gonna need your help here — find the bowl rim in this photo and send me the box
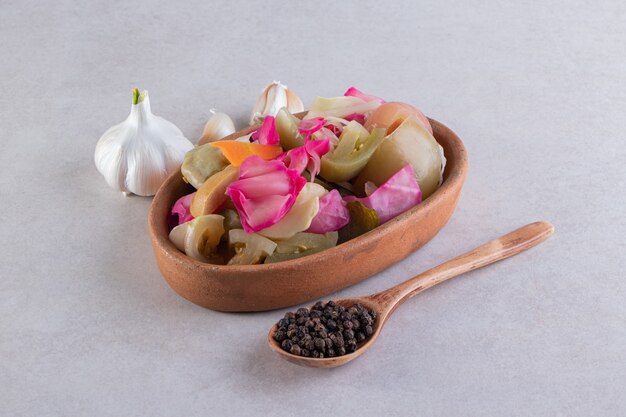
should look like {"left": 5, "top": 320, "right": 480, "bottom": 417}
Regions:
{"left": 149, "top": 117, "right": 468, "bottom": 272}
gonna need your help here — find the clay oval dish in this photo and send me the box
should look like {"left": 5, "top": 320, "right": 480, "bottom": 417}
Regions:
{"left": 149, "top": 117, "right": 468, "bottom": 312}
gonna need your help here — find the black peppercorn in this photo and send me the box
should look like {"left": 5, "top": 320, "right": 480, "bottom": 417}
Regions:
{"left": 346, "top": 340, "right": 357, "bottom": 353}
{"left": 275, "top": 300, "right": 376, "bottom": 358}
{"left": 281, "top": 339, "right": 293, "bottom": 351}
{"left": 290, "top": 345, "right": 301, "bottom": 355}
{"left": 274, "top": 330, "right": 287, "bottom": 342}
{"left": 324, "top": 338, "right": 333, "bottom": 349}
{"left": 314, "top": 338, "right": 325, "bottom": 351}
{"left": 305, "top": 340, "right": 315, "bottom": 351}
{"left": 331, "top": 335, "right": 344, "bottom": 347}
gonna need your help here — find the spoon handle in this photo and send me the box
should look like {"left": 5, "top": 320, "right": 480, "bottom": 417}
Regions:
{"left": 370, "top": 221, "right": 555, "bottom": 314}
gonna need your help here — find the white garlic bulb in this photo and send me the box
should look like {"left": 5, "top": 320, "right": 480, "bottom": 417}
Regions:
{"left": 95, "top": 88, "right": 193, "bottom": 196}
{"left": 198, "top": 109, "right": 236, "bottom": 145}
{"left": 250, "top": 81, "right": 304, "bottom": 125}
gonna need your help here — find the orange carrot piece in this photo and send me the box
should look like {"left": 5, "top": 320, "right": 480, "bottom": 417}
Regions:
{"left": 210, "top": 141, "right": 283, "bottom": 166}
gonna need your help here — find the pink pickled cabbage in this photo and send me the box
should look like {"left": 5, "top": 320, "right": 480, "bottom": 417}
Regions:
{"left": 298, "top": 117, "right": 325, "bottom": 136}
{"left": 226, "top": 155, "right": 306, "bottom": 233}
{"left": 344, "top": 87, "right": 385, "bottom": 104}
{"left": 279, "top": 138, "right": 331, "bottom": 182}
{"left": 251, "top": 115, "right": 279, "bottom": 145}
{"left": 344, "top": 113, "right": 366, "bottom": 124}
{"left": 169, "top": 192, "right": 195, "bottom": 229}
{"left": 344, "top": 164, "right": 421, "bottom": 224}
{"left": 307, "top": 190, "right": 350, "bottom": 233}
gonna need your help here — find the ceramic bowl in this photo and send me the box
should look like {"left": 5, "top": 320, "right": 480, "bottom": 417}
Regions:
{"left": 149, "top": 118, "right": 468, "bottom": 312}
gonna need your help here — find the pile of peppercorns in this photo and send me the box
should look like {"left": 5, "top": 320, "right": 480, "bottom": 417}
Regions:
{"left": 273, "top": 300, "right": 376, "bottom": 358}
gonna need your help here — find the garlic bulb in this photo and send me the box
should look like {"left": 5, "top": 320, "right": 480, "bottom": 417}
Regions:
{"left": 94, "top": 88, "right": 193, "bottom": 196}
{"left": 198, "top": 109, "right": 236, "bottom": 145}
{"left": 250, "top": 81, "right": 304, "bottom": 125}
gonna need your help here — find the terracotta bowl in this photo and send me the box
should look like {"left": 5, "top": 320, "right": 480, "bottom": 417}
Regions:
{"left": 149, "top": 118, "right": 468, "bottom": 312}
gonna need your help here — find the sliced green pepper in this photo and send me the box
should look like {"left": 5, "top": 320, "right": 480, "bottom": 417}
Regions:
{"left": 181, "top": 143, "right": 229, "bottom": 189}
{"left": 338, "top": 202, "right": 379, "bottom": 243}
{"left": 319, "top": 123, "right": 386, "bottom": 183}
{"left": 275, "top": 108, "right": 305, "bottom": 150}
{"left": 228, "top": 229, "right": 277, "bottom": 265}
{"left": 264, "top": 232, "right": 338, "bottom": 263}
{"left": 355, "top": 115, "right": 442, "bottom": 199}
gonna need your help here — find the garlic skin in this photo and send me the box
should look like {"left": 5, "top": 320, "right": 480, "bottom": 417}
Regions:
{"left": 250, "top": 81, "right": 304, "bottom": 125}
{"left": 94, "top": 89, "right": 193, "bottom": 196}
{"left": 198, "top": 109, "right": 236, "bottom": 145}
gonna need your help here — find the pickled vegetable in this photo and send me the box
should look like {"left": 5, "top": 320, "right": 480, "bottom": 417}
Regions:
{"left": 210, "top": 141, "right": 283, "bottom": 166}
{"left": 304, "top": 96, "right": 380, "bottom": 120}
{"left": 275, "top": 108, "right": 305, "bottom": 150}
{"left": 258, "top": 183, "right": 327, "bottom": 240}
{"left": 275, "top": 231, "right": 338, "bottom": 253}
{"left": 264, "top": 232, "right": 338, "bottom": 264}
{"left": 228, "top": 229, "right": 277, "bottom": 265}
{"left": 355, "top": 115, "right": 442, "bottom": 199}
{"left": 169, "top": 214, "right": 225, "bottom": 263}
{"left": 364, "top": 101, "right": 432, "bottom": 135}
{"left": 338, "top": 201, "right": 379, "bottom": 243}
{"left": 319, "top": 123, "right": 386, "bottom": 183}
{"left": 181, "top": 143, "right": 229, "bottom": 189}
{"left": 219, "top": 209, "right": 242, "bottom": 240}
{"left": 190, "top": 165, "right": 239, "bottom": 217}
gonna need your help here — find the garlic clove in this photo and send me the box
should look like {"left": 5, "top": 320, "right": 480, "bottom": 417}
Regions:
{"left": 94, "top": 88, "right": 193, "bottom": 197}
{"left": 198, "top": 109, "right": 236, "bottom": 145}
{"left": 249, "top": 81, "right": 304, "bottom": 125}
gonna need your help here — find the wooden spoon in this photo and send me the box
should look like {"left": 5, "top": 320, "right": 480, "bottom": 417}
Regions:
{"left": 267, "top": 221, "right": 554, "bottom": 368}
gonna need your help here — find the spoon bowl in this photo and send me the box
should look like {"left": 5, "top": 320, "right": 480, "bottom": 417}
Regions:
{"left": 268, "top": 221, "right": 555, "bottom": 368}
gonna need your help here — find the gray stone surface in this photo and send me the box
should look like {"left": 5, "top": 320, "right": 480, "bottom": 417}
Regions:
{"left": 1, "top": 1, "right": 625, "bottom": 415}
